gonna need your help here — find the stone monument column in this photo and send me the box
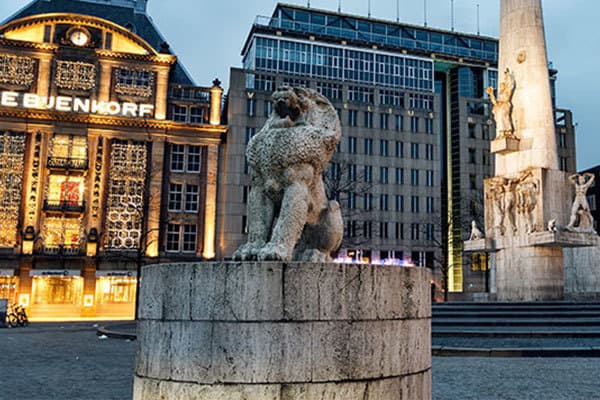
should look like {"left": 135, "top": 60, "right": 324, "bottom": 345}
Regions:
{"left": 465, "top": 0, "right": 599, "bottom": 301}
{"left": 494, "top": 0, "right": 558, "bottom": 175}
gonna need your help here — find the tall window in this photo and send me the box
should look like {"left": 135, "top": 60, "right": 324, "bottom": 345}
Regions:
{"left": 348, "top": 109, "right": 358, "bottom": 126}
{"left": 396, "top": 195, "right": 404, "bottom": 212}
{"left": 364, "top": 138, "right": 373, "bottom": 155}
{"left": 183, "top": 225, "right": 198, "bottom": 252}
{"left": 396, "top": 141, "right": 404, "bottom": 158}
{"left": 264, "top": 100, "right": 273, "bottom": 117}
{"left": 168, "top": 183, "right": 183, "bottom": 211}
{"left": 170, "top": 145, "right": 185, "bottom": 171}
{"left": 425, "top": 144, "right": 434, "bottom": 160}
{"left": 348, "top": 136, "right": 357, "bottom": 154}
{"left": 410, "top": 116, "right": 419, "bottom": 133}
{"left": 411, "top": 169, "right": 419, "bottom": 186}
{"left": 380, "top": 167, "right": 389, "bottom": 184}
{"left": 380, "top": 113, "right": 389, "bottom": 129}
{"left": 380, "top": 140, "right": 389, "bottom": 156}
{"left": 426, "top": 170, "right": 434, "bottom": 187}
{"left": 425, "top": 118, "right": 434, "bottom": 134}
{"left": 172, "top": 105, "right": 187, "bottom": 122}
{"left": 395, "top": 115, "right": 404, "bottom": 131}
{"left": 185, "top": 185, "right": 199, "bottom": 212}
{"left": 410, "top": 143, "right": 419, "bottom": 159}
{"left": 364, "top": 165, "right": 373, "bottom": 183}
{"left": 364, "top": 111, "right": 373, "bottom": 128}
{"left": 166, "top": 224, "right": 180, "bottom": 252}
{"left": 411, "top": 195, "right": 420, "bottom": 213}
{"left": 396, "top": 168, "right": 404, "bottom": 185}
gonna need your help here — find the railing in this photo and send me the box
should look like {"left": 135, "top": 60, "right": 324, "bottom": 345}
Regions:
{"left": 36, "top": 244, "right": 84, "bottom": 257}
{"left": 168, "top": 86, "right": 211, "bottom": 103}
{"left": 254, "top": 16, "right": 498, "bottom": 63}
{"left": 47, "top": 157, "right": 88, "bottom": 170}
{"left": 43, "top": 199, "right": 86, "bottom": 213}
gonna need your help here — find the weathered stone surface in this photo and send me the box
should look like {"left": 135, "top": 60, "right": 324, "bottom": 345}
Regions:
{"left": 233, "top": 87, "right": 343, "bottom": 263}
{"left": 135, "top": 262, "right": 432, "bottom": 399}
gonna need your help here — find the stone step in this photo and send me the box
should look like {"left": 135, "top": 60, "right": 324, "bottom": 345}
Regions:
{"left": 433, "top": 318, "right": 600, "bottom": 327}
{"left": 433, "top": 311, "right": 600, "bottom": 318}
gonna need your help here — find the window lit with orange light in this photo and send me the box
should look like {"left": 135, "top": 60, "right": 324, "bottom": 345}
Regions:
{"left": 32, "top": 276, "right": 83, "bottom": 305}
{"left": 95, "top": 277, "right": 136, "bottom": 304}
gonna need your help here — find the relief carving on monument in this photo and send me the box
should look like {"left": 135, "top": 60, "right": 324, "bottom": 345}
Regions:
{"left": 486, "top": 68, "right": 516, "bottom": 139}
{"left": 233, "top": 86, "right": 343, "bottom": 262}
{"left": 566, "top": 173, "right": 596, "bottom": 233}
{"left": 515, "top": 170, "right": 540, "bottom": 233}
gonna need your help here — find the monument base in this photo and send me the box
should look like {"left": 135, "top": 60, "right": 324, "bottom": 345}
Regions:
{"left": 134, "top": 262, "right": 432, "bottom": 400}
{"left": 496, "top": 246, "right": 564, "bottom": 301}
{"left": 490, "top": 136, "right": 520, "bottom": 154}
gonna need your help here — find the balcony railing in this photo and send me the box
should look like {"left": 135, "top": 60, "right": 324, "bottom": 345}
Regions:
{"left": 35, "top": 244, "right": 84, "bottom": 257}
{"left": 47, "top": 157, "right": 88, "bottom": 170}
{"left": 43, "top": 199, "right": 86, "bottom": 213}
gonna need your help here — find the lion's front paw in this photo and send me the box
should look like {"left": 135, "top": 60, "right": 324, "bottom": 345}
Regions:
{"left": 258, "top": 243, "right": 290, "bottom": 261}
{"left": 232, "top": 242, "right": 264, "bottom": 261}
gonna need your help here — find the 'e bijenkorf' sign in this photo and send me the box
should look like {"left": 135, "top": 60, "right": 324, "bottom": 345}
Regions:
{"left": 0, "top": 91, "right": 154, "bottom": 118}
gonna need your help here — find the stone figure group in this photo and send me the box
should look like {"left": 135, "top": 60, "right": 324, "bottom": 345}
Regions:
{"left": 487, "top": 68, "right": 515, "bottom": 139}
{"left": 566, "top": 172, "right": 596, "bottom": 233}
{"left": 233, "top": 86, "right": 343, "bottom": 262}
{"left": 488, "top": 170, "right": 540, "bottom": 236}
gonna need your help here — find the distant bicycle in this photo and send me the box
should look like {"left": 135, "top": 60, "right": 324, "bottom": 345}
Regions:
{"left": 6, "top": 304, "right": 28, "bottom": 328}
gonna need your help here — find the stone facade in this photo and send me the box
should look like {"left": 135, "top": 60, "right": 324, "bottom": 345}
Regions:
{"left": 135, "top": 262, "right": 432, "bottom": 399}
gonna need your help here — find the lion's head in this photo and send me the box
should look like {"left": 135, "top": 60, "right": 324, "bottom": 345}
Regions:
{"left": 270, "top": 86, "right": 311, "bottom": 128}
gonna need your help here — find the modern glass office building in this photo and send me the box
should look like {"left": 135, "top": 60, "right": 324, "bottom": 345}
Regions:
{"left": 220, "top": 3, "right": 575, "bottom": 298}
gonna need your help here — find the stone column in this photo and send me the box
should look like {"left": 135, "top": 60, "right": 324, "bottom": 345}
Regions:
{"left": 202, "top": 144, "right": 218, "bottom": 259}
{"left": 36, "top": 54, "right": 53, "bottom": 99}
{"left": 97, "top": 61, "right": 113, "bottom": 103}
{"left": 496, "top": 0, "right": 558, "bottom": 175}
{"left": 134, "top": 262, "right": 432, "bottom": 400}
{"left": 209, "top": 79, "right": 223, "bottom": 125}
{"left": 145, "top": 139, "right": 165, "bottom": 258}
{"left": 153, "top": 67, "right": 170, "bottom": 120}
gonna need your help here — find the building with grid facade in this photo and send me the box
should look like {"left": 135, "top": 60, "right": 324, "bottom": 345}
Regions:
{"left": 218, "top": 3, "right": 576, "bottom": 298}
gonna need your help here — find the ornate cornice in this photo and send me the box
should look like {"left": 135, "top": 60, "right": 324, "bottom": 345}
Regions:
{"left": 0, "top": 106, "right": 226, "bottom": 135}
{"left": 95, "top": 49, "right": 176, "bottom": 65}
{"left": 0, "top": 38, "right": 58, "bottom": 52}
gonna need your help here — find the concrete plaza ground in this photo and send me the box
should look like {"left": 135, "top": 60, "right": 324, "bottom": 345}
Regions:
{"left": 1, "top": 323, "right": 600, "bottom": 399}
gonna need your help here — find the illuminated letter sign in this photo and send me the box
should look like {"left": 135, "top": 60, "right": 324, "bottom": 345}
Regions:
{"left": 0, "top": 91, "right": 154, "bottom": 118}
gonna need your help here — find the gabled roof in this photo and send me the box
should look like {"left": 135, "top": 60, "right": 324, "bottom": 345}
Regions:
{"left": 5, "top": 0, "right": 193, "bottom": 85}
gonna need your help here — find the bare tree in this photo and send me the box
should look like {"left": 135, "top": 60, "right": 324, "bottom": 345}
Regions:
{"left": 323, "top": 158, "right": 374, "bottom": 250}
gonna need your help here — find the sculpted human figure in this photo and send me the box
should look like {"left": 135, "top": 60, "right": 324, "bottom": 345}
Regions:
{"left": 567, "top": 172, "right": 595, "bottom": 231}
{"left": 487, "top": 178, "right": 506, "bottom": 235}
{"left": 486, "top": 68, "right": 515, "bottom": 138}
{"left": 503, "top": 177, "right": 519, "bottom": 234}
{"left": 516, "top": 170, "right": 540, "bottom": 233}
{"left": 233, "top": 86, "right": 343, "bottom": 262}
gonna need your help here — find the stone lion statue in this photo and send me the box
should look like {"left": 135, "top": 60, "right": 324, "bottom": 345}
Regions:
{"left": 233, "top": 86, "right": 343, "bottom": 262}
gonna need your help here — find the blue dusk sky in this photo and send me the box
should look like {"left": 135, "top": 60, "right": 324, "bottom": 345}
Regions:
{"left": 0, "top": 0, "right": 598, "bottom": 169}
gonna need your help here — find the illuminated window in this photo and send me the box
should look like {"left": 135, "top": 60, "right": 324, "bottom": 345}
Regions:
{"left": 471, "top": 253, "right": 490, "bottom": 271}
{"left": 48, "top": 134, "right": 88, "bottom": 169}
{"left": 32, "top": 276, "right": 83, "bottom": 305}
{"left": 46, "top": 175, "right": 84, "bottom": 208}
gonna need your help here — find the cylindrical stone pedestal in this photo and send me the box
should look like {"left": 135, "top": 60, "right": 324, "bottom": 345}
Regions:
{"left": 134, "top": 262, "right": 431, "bottom": 400}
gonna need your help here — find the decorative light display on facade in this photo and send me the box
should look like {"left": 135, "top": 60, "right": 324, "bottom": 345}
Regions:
{"left": 55, "top": 60, "right": 97, "bottom": 91}
{"left": 114, "top": 68, "right": 155, "bottom": 98}
{"left": 0, "top": 131, "right": 25, "bottom": 247}
{"left": 0, "top": 54, "right": 35, "bottom": 87}
{"left": 104, "top": 140, "right": 148, "bottom": 250}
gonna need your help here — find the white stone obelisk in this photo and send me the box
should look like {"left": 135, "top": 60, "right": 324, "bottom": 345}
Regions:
{"left": 495, "top": 0, "right": 558, "bottom": 176}
{"left": 465, "top": 0, "right": 600, "bottom": 301}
